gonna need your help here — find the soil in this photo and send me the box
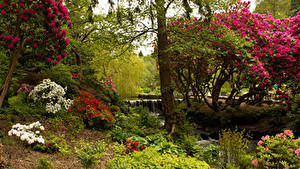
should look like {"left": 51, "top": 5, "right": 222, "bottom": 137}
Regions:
{"left": 0, "top": 116, "right": 116, "bottom": 169}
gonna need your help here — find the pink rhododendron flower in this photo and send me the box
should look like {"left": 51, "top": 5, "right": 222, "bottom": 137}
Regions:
{"left": 252, "top": 160, "right": 258, "bottom": 165}
{"left": 262, "top": 135, "right": 270, "bottom": 141}
{"left": 1, "top": 9, "right": 5, "bottom": 15}
{"left": 4, "top": 35, "right": 13, "bottom": 41}
{"left": 47, "top": 57, "right": 51, "bottom": 63}
{"left": 7, "top": 44, "right": 14, "bottom": 50}
{"left": 295, "top": 149, "right": 300, "bottom": 155}
{"left": 12, "top": 37, "right": 19, "bottom": 44}
{"left": 257, "top": 140, "right": 263, "bottom": 146}
{"left": 33, "top": 43, "right": 38, "bottom": 48}
{"left": 284, "top": 130, "right": 293, "bottom": 137}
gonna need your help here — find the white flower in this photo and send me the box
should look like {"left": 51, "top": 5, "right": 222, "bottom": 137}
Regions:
{"left": 29, "top": 79, "right": 73, "bottom": 114}
{"left": 7, "top": 121, "right": 45, "bottom": 145}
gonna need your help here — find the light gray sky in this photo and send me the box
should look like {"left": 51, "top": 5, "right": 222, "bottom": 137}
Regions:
{"left": 95, "top": 0, "right": 256, "bottom": 55}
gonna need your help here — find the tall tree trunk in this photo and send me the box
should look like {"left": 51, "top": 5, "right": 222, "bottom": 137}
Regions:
{"left": 0, "top": 49, "right": 22, "bottom": 108}
{"left": 156, "top": 0, "right": 176, "bottom": 134}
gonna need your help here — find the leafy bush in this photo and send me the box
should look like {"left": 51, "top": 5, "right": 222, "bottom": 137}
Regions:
{"left": 178, "top": 134, "right": 202, "bottom": 156}
{"left": 68, "top": 90, "right": 115, "bottom": 127}
{"left": 145, "top": 132, "right": 183, "bottom": 155}
{"left": 107, "top": 147, "right": 210, "bottom": 169}
{"left": 65, "top": 115, "right": 85, "bottom": 136}
{"left": 8, "top": 92, "right": 42, "bottom": 116}
{"left": 198, "top": 144, "right": 220, "bottom": 165}
{"left": 75, "top": 140, "right": 106, "bottom": 169}
{"left": 219, "top": 128, "right": 251, "bottom": 167}
{"left": 108, "top": 126, "right": 135, "bottom": 143}
{"left": 33, "top": 135, "right": 71, "bottom": 157}
{"left": 36, "top": 157, "right": 53, "bottom": 169}
{"left": 253, "top": 130, "right": 300, "bottom": 169}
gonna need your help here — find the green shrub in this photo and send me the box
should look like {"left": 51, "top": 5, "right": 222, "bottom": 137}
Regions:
{"left": 219, "top": 128, "right": 251, "bottom": 167}
{"left": 178, "top": 134, "right": 202, "bottom": 156}
{"left": 107, "top": 147, "right": 210, "bottom": 169}
{"left": 198, "top": 144, "right": 220, "bottom": 165}
{"left": 75, "top": 140, "right": 106, "bottom": 169}
{"left": 33, "top": 135, "right": 71, "bottom": 157}
{"left": 8, "top": 92, "right": 43, "bottom": 116}
{"left": 109, "top": 126, "right": 136, "bottom": 143}
{"left": 253, "top": 130, "right": 300, "bottom": 169}
{"left": 65, "top": 115, "right": 85, "bottom": 136}
{"left": 36, "top": 158, "right": 53, "bottom": 169}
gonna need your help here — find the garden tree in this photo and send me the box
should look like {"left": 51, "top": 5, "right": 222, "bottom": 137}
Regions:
{"left": 290, "top": 0, "right": 300, "bottom": 17}
{"left": 168, "top": 1, "right": 299, "bottom": 112}
{"left": 254, "top": 0, "right": 291, "bottom": 18}
{"left": 106, "top": 0, "right": 240, "bottom": 134}
{"left": 91, "top": 48, "right": 144, "bottom": 98}
{"left": 0, "top": 0, "right": 71, "bottom": 108}
{"left": 64, "top": 0, "right": 140, "bottom": 81}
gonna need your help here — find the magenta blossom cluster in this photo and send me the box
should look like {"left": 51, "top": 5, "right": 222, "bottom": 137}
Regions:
{"left": 168, "top": 1, "right": 299, "bottom": 110}
{"left": 100, "top": 75, "right": 117, "bottom": 92}
{"left": 0, "top": 0, "right": 71, "bottom": 65}
{"left": 215, "top": 1, "right": 299, "bottom": 109}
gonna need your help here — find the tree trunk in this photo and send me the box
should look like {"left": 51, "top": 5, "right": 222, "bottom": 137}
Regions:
{"left": 0, "top": 50, "right": 21, "bottom": 108}
{"left": 156, "top": 0, "right": 176, "bottom": 134}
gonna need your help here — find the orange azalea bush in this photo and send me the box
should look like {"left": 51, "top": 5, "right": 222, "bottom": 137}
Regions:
{"left": 68, "top": 90, "right": 115, "bottom": 126}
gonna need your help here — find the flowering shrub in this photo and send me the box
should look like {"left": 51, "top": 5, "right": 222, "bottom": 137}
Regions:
{"left": 167, "top": 1, "right": 299, "bottom": 111}
{"left": 8, "top": 121, "right": 45, "bottom": 145}
{"left": 29, "top": 79, "right": 73, "bottom": 114}
{"left": 0, "top": 0, "right": 71, "bottom": 63}
{"left": 253, "top": 130, "right": 300, "bottom": 169}
{"left": 100, "top": 75, "right": 117, "bottom": 92}
{"left": 123, "top": 140, "right": 146, "bottom": 154}
{"left": 68, "top": 90, "right": 115, "bottom": 126}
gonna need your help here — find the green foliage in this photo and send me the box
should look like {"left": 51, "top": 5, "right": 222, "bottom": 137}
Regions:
{"left": 42, "top": 63, "right": 80, "bottom": 98}
{"left": 132, "top": 106, "right": 161, "bottom": 128}
{"left": 65, "top": 115, "right": 85, "bottom": 136}
{"left": 107, "top": 147, "right": 210, "bottom": 169}
{"left": 36, "top": 158, "right": 53, "bottom": 169}
{"left": 109, "top": 126, "right": 135, "bottom": 143}
{"left": 8, "top": 92, "right": 43, "bottom": 116}
{"left": 219, "top": 128, "right": 251, "bottom": 167}
{"left": 254, "top": 130, "right": 300, "bottom": 169}
{"left": 33, "top": 135, "right": 71, "bottom": 157}
{"left": 152, "top": 140, "right": 182, "bottom": 155}
{"left": 75, "top": 140, "right": 107, "bottom": 169}
{"left": 198, "top": 144, "right": 220, "bottom": 165}
{"left": 140, "top": 55, "right": 160, "bottom": 92}
{"left": 110, "top": 106, "right": 162, "bottom": 141}
{"left": 254, "top": 0, "right": 291, "bottom": 18}
{"left": 178, "top": 134, "right": 202, "bottom": 156}
{"left": 91, "top": 50, "right": 144, "bottom": 99}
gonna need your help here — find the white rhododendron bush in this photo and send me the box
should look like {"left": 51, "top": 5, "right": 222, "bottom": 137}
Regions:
{"left": 29, "top": 79, "right": 73, "bottom": 114}
{"left": 8, "top": 121, "right": 45, "bottom": 145}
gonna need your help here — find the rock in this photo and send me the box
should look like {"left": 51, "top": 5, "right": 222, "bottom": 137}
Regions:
{"left": 197, "top": 138, "right": 218, "bottom": 147}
